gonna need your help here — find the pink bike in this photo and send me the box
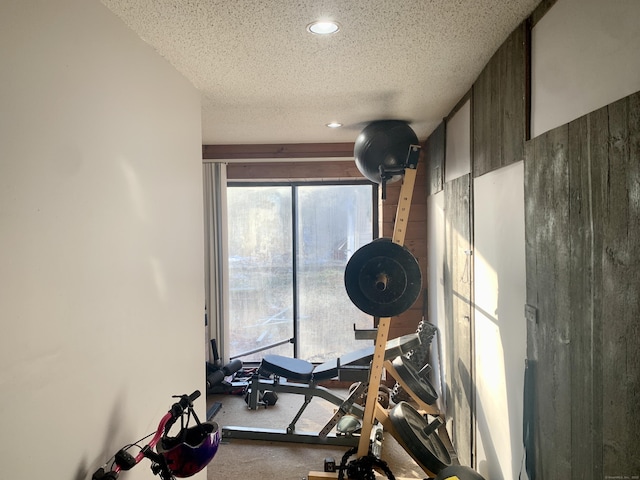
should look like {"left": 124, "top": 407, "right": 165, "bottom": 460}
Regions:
{"left": 92, "top": 390, "right": 219, "bottom": 480}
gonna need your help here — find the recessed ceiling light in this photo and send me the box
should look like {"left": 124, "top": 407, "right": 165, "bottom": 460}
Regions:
{"left": 307, "top": 20, "right": 340, "bottom": 35}
{"left": 326, "top": 122, "right": 343, "bottom": 128}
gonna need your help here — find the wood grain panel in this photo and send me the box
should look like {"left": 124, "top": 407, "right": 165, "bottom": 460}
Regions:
{"left": 525, "top": 123, "right": 572, "bottom": 479}
{"left": 530, "top": 0, "right": 558, "bottom": 27}
{"left": 585, "top": 103, "right": 607, "bottom": 480}
{"left": 525, "top": 90, "right": 640, "bottom": 479}
{"left": 567, "top": 113, "right": 598, "bottom": 480}
{"left": 203, "top": 142, "right": 354, "bottom": 160}
{"left": 473, "top": 23, "right": 527, "bottom": 177}
{"left": 502, "top": 24, "right": 527, "bottom": 167}
{"left": 443, "top": 174, "right": 473, "bottom": 466}
{"left": 601, "top": 94, "right": 640, "bottom": 477}
{"left": 226, "top": 160, "right": 364, "bottom": 181}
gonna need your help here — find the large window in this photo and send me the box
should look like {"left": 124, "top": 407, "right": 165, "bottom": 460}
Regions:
{"left": 227, "top": 182, "right": 376, "bottom": 362}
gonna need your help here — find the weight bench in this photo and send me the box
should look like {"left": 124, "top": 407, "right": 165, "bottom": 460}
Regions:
{"left": 222, "top": 332, "right": 420, "bottom": 446}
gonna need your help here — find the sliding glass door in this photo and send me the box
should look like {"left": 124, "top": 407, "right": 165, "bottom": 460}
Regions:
{"left": 227, "top": 182, "right": 375, "bottom": 362}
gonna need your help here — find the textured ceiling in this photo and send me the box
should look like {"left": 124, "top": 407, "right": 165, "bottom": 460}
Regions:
{"left": 101, "top": 0, "right": 540, "bottom": 145}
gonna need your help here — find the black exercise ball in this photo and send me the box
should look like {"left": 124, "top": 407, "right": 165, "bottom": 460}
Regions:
{"left": 436, "top": 465, "right": 486, "bottom": 480}
{"left": 353, "top": 120, "right": 419, "bottom": 184}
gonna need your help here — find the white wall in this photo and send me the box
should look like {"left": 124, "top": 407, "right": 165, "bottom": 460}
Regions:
{"left": 427, "top": 191, "right": 447, "bottom": 414}
{"left": 473, "top": 162, "right": 526, "bottom": 480}
{"left": 531, "top": 0, "right": 640, "bottom": 137}
{"left": 0, "top": 1, "right": 205, "bottom": 479}
{"left": 444, "top": 99, "right": 471, "bottom": 183}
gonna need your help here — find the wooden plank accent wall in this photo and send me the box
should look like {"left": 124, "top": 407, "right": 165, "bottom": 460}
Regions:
{"left": 473, "top": 22, "right": 527, "bottom": 177}
{"left": 524, "top": 123, "right": 573, "bottom": 479}
{"left": 443, "top": 173, "right": 473, "bottom": 466}
{"left": 524, "top": 91, "right": 640, "bottom": 479}
{"left": 530, "top": 0, "right": 558, "bottom": 27}
{"left": 423, "top": 102, "right": 473, "bottom": 464}
{"left": 603, "top": 94, "right": 640, "bottom": 475}
{"left": 226, "top": 160, "right": 364, "bottom": 181}
{"left": 203, "top": 142, "right": 354, "bottom": 160}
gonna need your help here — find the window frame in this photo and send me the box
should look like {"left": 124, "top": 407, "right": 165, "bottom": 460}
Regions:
{"left": 226, "top": 179, "right": 378, "bottom": 361}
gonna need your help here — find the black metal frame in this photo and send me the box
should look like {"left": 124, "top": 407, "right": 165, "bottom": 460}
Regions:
{"left": 222, "top": 373, "right": 367, "bottom": 447}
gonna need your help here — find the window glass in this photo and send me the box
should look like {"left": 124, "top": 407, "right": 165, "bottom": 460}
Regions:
{"left": 227, "top": 186, "right": 294, "bottom": 361}
{"left": 296, "top": 185, "right": 373, "bottom": 361}
{"left": 227, "top": 183, "right": 374, "bottom": 363}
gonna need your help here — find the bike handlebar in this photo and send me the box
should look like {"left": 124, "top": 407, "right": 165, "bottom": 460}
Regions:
{"left": 169, "top": 390, "right": 200, "bottom": 418}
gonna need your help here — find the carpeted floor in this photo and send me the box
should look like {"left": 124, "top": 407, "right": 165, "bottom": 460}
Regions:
{"left": 205, "top": 388, "right": 430, "bottom": 480}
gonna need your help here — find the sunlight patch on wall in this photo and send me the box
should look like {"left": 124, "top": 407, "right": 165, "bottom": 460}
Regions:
{"left": 427, "top": 191, "right": 447, "bottom": 411}
{"left": 148, "top": 256, "right": 168, "bottom": 302}
{"left": 120, "top": 157, "right": 149, "bottom": 222}
{"left": 474, "top": 272, "right": 512, "bottom": 477}
{"left": 473, "top": 162, "right": 527, "bottom": 480}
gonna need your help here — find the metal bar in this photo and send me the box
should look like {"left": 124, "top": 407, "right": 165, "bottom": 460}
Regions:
{"left": 249, "top": 378, "right": 365, "bottom": 416}
{"left": 222, "top": 426, "right": 359, "bottom": 447}
{"left": 287, "top": 396, "right": 312, "bottom": 432}
{"left": 229, "top": 337, "right": 293, "bottom": 360}
{"left": 353, "top": 324, "right": 378, "bottom": 340}
{"left": 292, "top": 186, "right": 299, "bottom": 358}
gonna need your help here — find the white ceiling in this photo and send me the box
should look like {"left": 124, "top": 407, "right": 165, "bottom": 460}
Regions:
{"left": 101, "top": 0, "right": 540, "bottom": 145}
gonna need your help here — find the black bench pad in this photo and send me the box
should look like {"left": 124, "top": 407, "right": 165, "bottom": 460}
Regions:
{"left": 258, "top": 332, "right": 421, "bottom": 382}
{"left": 260, "top": 355, "right": 314, "bottom": 381}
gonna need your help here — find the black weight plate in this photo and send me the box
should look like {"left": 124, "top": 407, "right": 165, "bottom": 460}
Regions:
{"left": 392, "top": 355, "right": 438, "bottom": 405}
{"left": 436, "top": 465, "right": 486, "bottom": 480}
{"left": 389, "top": 402, "right": 451, "bottom": 474}
{"left": 344, "top": 238, "right": 421, "bottom": 317}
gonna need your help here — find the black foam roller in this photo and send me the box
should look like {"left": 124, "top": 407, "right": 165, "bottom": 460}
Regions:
{"left": 222, "top": 358, "right": 243, "bottom": 375}
{"left": 206, "top": 370, "right": 225, "bottom": 387}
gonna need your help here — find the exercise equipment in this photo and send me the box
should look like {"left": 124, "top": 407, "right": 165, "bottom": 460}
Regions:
{"left": 348, "top": 382, "right": 391, "bottom": 409}
{"left": 354, "top": 119, "right": 419, "bottom": 187}
{"left": 390, "top": 318, "right": 439, "bottom": 404}
{"left": 436, "top": 465, "right": 486, "bottom": 480}
{"left": 388, "top": 401, "right": 451, "bottom": 474}
{"left": 351, "top": 121, "right": 422, "bottom": 463}
{"left": 244, "top": 388, "right": 278, "bottom": 407}
{"left": 310, "top": 121, "right": 459, "bottom": 480}
{"left": 333, "top": 447, "right": 396, "bottom": 480}
{"left": 221, "top": 333, "right": 420, "bottom": 447}
{"left": 324, "top": 457, "right": 337, "bottom": 472}
{"left": 344, "top": 237, "right": 422, "bottom": 317}
{"left": 206, "top": 339, "right": 244, "bottom": 393}
{"left": 390, "top": 355, "right": 438, "bottom": 405}
{"left": 336, "top": 414, "right": 362, "bottom": 435}
{"left": 206, "top": 358, "right": 243, "bottom": 393}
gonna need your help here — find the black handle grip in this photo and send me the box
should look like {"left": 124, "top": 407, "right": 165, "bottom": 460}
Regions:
{"left": 169, "top": 390, "right": 201, "bottom": 420}
{"left": 179, "top": 390, "right": 200, "bottom": 409}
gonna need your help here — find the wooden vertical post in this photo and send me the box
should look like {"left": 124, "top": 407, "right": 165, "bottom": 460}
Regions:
{"left": 356, "top": 165, "right": 418, "bottom": 457}
{"left": 309, "top": 146, "right": 420, "bottom": 478}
